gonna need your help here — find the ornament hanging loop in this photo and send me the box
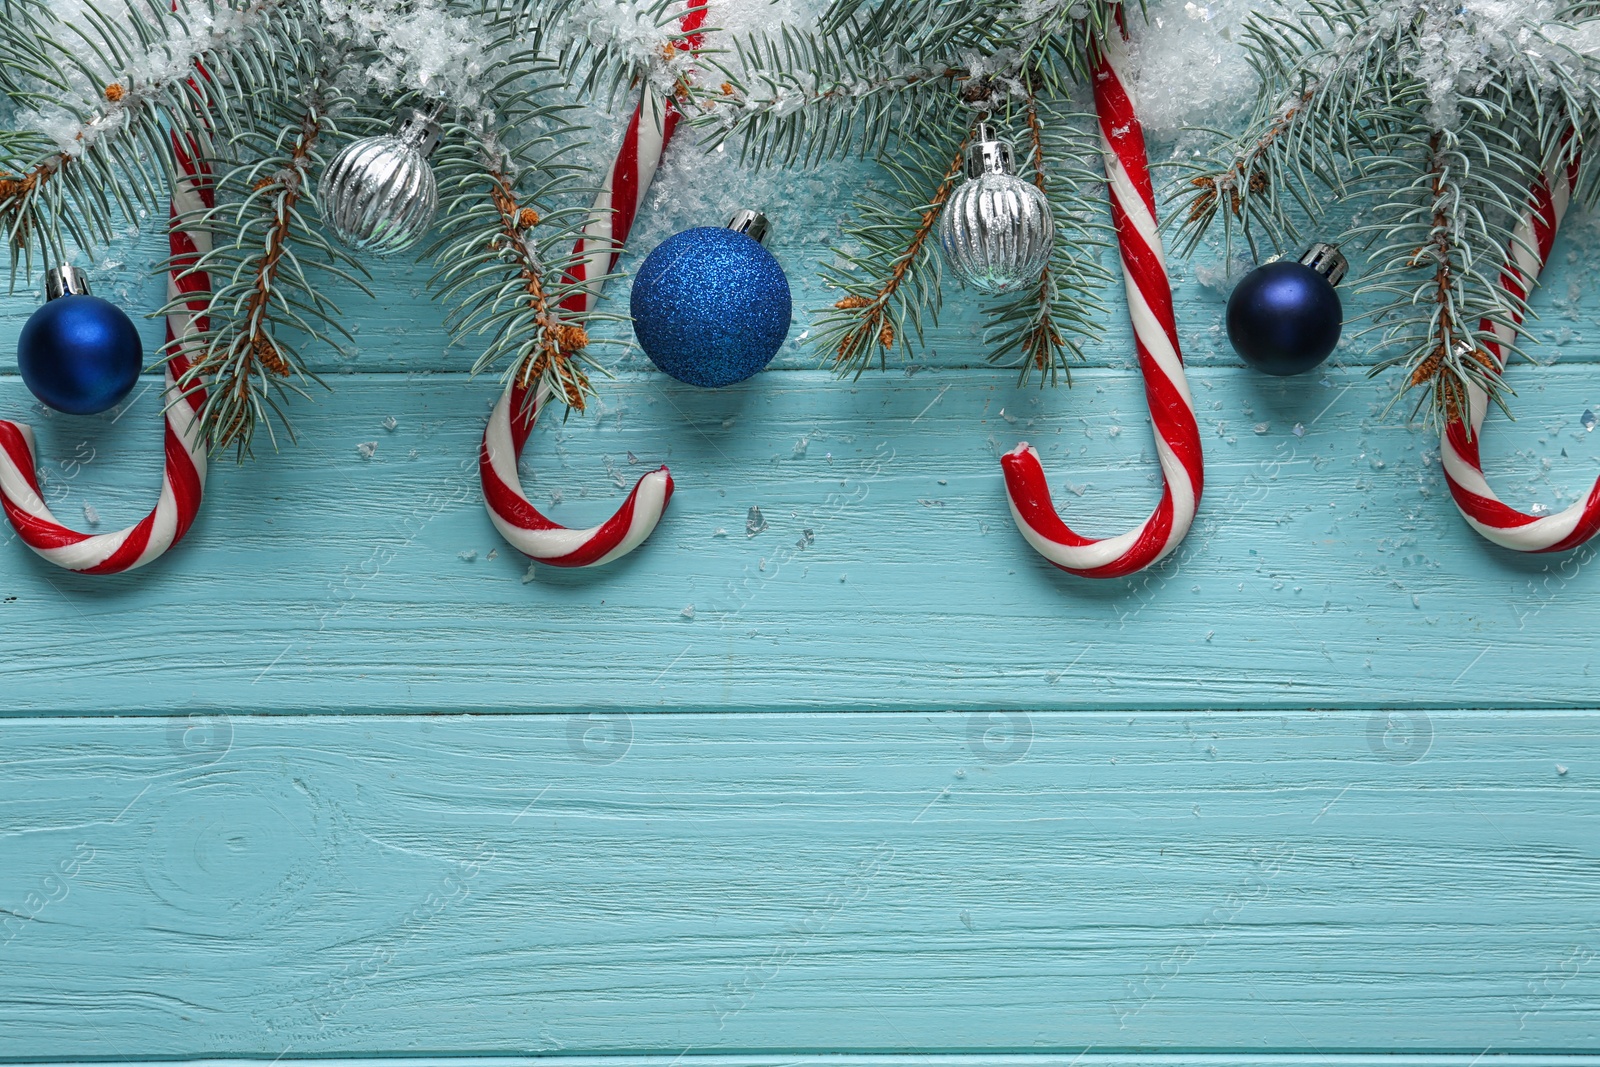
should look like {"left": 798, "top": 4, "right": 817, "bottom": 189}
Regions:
{"left": 1301, "top": 243, "right": 1348, "bottom": 285}
{"left": 727, "top": 208, "right": 769, "bottom": 243}
{"left": 963, "top": 123, "right": 1014, "bottom": 178}
{"left": 394, "top": 107, "right": 443, "bottom": 156}
{"left": 44, "top": 265, "right": 91, "bottom": 300}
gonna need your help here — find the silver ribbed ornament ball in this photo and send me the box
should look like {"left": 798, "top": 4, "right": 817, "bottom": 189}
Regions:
{"left": 320, "top": 108, "right": 441, "bottom": 256}
{"left": 938, "top": 124, "right": 1054, "bottom": 293}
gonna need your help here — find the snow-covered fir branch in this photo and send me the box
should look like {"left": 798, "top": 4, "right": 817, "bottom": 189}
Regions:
{"left": 0, "top": 0, "right": 668, "bottom": 455}
{"left": 1176, "top": 0, "right": 1600, "bottom": 429}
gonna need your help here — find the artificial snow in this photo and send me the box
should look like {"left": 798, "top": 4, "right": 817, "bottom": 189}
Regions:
{"left": 1124, "top": 0, "right": 1256, "bottom": 139}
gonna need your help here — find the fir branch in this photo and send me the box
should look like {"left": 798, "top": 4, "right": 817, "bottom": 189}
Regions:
{"left": 482, "top": 170, "right": 595, "bottom": 411}
{"left": 488, "top": 0, "right": 692, "bottom": 106}
{"left": 1008, "top": 0, "right": 1138, "bottom": 92}
{"left": 170, "top": 77, "right": 368, "bottom": 458}
{"left": 817, "top": 127, "right": 969, "bottom": 377}
{"left": 697, "top": 32, "right": 969, "bottom": 167}
{"left": 1178, "top": 0, "right": 1600, "bottom": 427}
{"left": 690, "top": 0, "right": 1117, "bottom": 166}
{"left": 0, "top": 0, "right": 299, "bottom": 270}
{"left": 427, "top": 67, "right": 610, "bottom": 414}
{"left": 1170, "top": 1, "right": 1402, "bottom": 258}
{"left": 1358, "top": 124, "right": 1531, "bottom": 429}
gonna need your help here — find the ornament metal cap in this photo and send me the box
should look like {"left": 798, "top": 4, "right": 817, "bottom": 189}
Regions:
{"left": 727, "top": 209, "right": 770, "bottom": 244}
{"left": 43, "top": 266, "right": 91, "bottom": 301}
{"left": 1300, "top": 243, "right": 1349, "bottom": 287}
{"left": 963, "top": 122, "right": 1016, "bottom": 179}
{"left": 394, "top": 107, "right": 443, "bottom": 159}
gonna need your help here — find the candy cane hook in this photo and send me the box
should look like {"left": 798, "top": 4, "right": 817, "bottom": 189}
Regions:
{"left": 1440, "top": 152, "right": 1600, "bottom": 552}
{"left": 478, "top": 4, "right": 706, "bottom": 568}
{"left": 0, "top": 135, "right": 211, "bottom": 573}
{"left": 481, "top": 380, "right": 673, "bottom": 566}
{"left": 1000, "top": 21, "right": 1204, "bottom": 578}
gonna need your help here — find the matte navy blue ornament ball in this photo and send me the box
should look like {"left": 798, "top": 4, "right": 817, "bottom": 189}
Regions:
{"left": 1226, "top": 244, "right": 1348, "bottom": 377}
{"left": 631, "top": 210, "right": 791, "bottom": 388}
{"left": 17, "top": 267, "right": 143, "bottom": 415}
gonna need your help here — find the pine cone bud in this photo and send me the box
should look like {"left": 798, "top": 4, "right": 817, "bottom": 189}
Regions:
{"left": 518, "top": 207, "right": 540, "bottom": 229}
{"left": 525, "top": 352, "right": 551, "bottom": 383}
{"left": 1440, "top": 378, "right": 1466, "bottom": 425}
{"left": 878, "top": 323, "right": 894, "bottom": 348}
{"left": 834, "top": 295, "right": 872, "bottom": 310}
{"left": 104, "top": 83, "right": 125, "bottom": 103}
{"left": 253, "top": 333, "right": 290, "bottom": 377}
{"left": 554, "top": 323, "right": 589, "bottom": 353}
{"left": 1409, "top": 347, "right": 1444, "bottom": 388}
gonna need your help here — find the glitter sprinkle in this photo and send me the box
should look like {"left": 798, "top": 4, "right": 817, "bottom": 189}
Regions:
{"left": 746, "top": 506, "right": 768, "bottom": 537}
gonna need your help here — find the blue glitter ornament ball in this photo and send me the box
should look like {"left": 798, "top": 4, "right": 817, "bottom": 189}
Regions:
{"left": 17, "top": 270, "right": 142, "bottom": 415}
{"left": 631, "top": 215, "right": 791, "bottom": 388}
{"left": 1226, "top": 245, "right": 1348, "bottom": 377}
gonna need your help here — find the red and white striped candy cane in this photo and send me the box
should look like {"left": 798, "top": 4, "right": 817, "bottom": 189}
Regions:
{"left": 1000, "top": 21, "right": 1203, "bottom": 579}
{"left": 478, "top": 5, "right": 706, "bottom": 568}
{"left": 1441, "top": 152, "right": 1600, "bottom": 552}
{"left": 0, "top": 134, "right": 211, "bottom": 574}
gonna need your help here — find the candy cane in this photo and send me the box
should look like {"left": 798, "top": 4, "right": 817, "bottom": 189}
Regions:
{"left": 478, "top": 5, "right": 706, "bottom": 568}
{"left": 1440, "top": 153, "right": 1600, "bottom": 552}
{"left": 999, "top": 21, "right": 1204, "bottom": 579}
{"left": 0, "top": 134, "right": 210, "bottom": 574}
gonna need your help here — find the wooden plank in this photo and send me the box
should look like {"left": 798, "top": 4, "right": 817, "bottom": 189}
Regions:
{"left": 1, "top": 711, "right": 1595, "bottom": 1059}
{"left": 12, "top": 1059, "right": 1600, "bottom": 1067}
{"left": 2, "top": 367, "right": 1600, "bottom": 714}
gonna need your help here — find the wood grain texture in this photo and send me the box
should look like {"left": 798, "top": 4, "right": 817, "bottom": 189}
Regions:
{"left": 16, "top": 1060, "right": 1600, "bottom": 1067}
{"left": 3, "top": 365, "right": 1600, "bottom": 713}
{"left": 1, "top": 712, "right": 1596, "bottom": 1060}
{"left": 2, "top": 108, "right": 1599, "bottom": 1063}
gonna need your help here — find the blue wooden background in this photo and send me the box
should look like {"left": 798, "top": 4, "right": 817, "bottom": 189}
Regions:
{"left": 3, "top": 60, "right": 1600, "bottom": 1064}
